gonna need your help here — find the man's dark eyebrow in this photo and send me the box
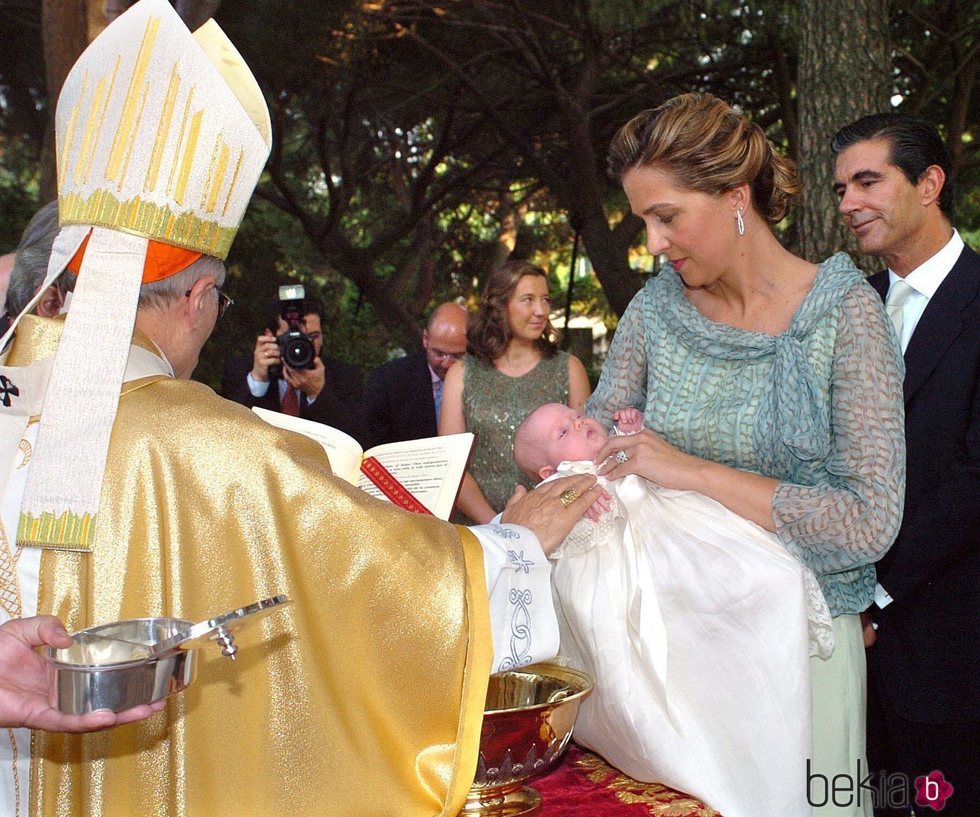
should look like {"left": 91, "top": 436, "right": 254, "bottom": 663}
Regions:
{"left": 832, "top": 169, "right": 884, "bottom": 194}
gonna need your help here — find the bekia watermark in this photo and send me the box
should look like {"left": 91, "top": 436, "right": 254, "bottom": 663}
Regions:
{"left": 807, "top": 760, "right": 954, "bottom": 811}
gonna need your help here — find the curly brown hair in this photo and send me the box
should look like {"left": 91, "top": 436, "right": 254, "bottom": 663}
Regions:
{"left": 468, "top": 260, "right": 559, "bottom": 366}
{"left": 607, "top": 93, "right": 801, "bottom": 226}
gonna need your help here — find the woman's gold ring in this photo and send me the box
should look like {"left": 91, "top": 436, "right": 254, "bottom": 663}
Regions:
{"left": 615, "top": 450, "right": 629, "bottom": 463}
{"left": 559, "top": 489, "right": 578, "bottom": 508}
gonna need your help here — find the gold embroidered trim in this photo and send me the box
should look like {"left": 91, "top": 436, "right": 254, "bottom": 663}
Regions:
{"left": 59, "top": 190, "right": 237, "bottom": 258}
{"left": 16, "top": 510, "right": 95, "bottom": 551}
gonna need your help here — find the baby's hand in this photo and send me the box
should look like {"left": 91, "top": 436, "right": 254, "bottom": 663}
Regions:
{"left": 613, "top": 407, "right": 644, "bottom": 434}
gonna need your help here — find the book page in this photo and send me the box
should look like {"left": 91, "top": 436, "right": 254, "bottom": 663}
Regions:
{"left": 251, "top": 407, "right": 363, "bottom": 484}
{"left": 357, "top": 433, "right": 473, "bottom": 519}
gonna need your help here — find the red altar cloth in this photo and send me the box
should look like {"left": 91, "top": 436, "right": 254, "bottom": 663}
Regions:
{"left": 536, "top": 745, "right": 722, "bottom": 816}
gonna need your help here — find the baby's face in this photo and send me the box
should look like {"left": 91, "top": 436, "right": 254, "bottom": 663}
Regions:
{"left": 530, "top": 403, "right": 608, "bottom": 465}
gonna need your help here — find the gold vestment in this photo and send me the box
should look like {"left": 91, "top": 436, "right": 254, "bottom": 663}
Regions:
{"left": 10, "top": 317, "right": 492, "bottom": 816}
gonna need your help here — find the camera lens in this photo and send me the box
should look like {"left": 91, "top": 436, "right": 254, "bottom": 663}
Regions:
{"left": 279, "top": 331, "right": 315, "bottom": 370}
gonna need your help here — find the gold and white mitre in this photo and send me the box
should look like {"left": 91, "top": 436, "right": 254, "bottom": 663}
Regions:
{"left": 0, "top": 0, "right": 271, "bottom": 551}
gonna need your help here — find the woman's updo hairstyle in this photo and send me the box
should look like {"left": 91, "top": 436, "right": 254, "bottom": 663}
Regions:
{"left": 468, "top": 260, "right": 559, "bottom": 365}
{"left": 608, "top": 93, "right": 801, "bottom": 225}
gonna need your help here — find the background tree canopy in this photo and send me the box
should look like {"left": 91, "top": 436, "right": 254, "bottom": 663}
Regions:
{"left": 1, "top": 0, "right": 976, "bottom": 387}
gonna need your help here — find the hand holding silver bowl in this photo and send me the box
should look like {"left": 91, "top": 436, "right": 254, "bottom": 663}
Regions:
{"left": 46, "top": 595, "right": 290, "bottom": 715}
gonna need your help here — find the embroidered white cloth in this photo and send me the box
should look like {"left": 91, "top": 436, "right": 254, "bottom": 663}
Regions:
{"left": 548, "top": 461, "right": 832, "bottom": 817}
{"left": 0, "top": 340, "right": 173, "bottom": 817}
{"left": 471, "top": 523, "right": 560, "bottom": 673}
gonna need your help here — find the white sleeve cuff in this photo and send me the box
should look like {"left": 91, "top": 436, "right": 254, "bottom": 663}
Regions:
{"left": 246, "top": 371, "right": 271, "bottom": 397}
{"left": 469, "top": 523, "right": 559, "bottom": 673}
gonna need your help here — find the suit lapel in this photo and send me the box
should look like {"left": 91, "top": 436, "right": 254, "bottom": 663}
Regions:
{"left": 903, "top": 246, "right": 980, "bottom": 401}
{"left": 868, "top": 271, "right": 888, "bottom": 301}
{"left": 414, "top": 352, "right": 438, "bottom": 431}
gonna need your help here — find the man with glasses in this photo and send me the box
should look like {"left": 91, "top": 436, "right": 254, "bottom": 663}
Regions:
{"left": 221, "top": 294, "right": 367, "bottom": 443}
{"left": 0, "top": 4, "right": 608, "bottom": 815}
{"left": 201, "top": 284, "right": 234, "bottom": 319}
{"left": 365, "top": 301, "right": 468, "bottom": 446}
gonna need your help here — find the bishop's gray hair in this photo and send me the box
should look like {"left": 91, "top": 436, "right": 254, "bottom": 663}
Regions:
{"left": 6, "top": 201, "right": 72, "bottom": 316}
{"left": 138, "top": 254, "right": 226, "bottom": 310}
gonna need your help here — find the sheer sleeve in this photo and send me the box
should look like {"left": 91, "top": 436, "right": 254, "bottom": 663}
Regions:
{"left": 585, "top": 287, "right": 650, "bottom": 427}
{"left": 772, "top": 283, "right": 906, "bottom": 574}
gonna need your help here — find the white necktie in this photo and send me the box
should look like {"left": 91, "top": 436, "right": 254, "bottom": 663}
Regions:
{"left": 885, "top": 278, "right": 916, "bottom": 342}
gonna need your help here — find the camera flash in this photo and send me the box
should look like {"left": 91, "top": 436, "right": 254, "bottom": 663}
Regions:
{"left": 278, "top": 284, "right": 305, "bottom": 300}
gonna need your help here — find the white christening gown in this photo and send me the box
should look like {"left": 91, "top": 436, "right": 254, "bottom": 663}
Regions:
{"left": 549, "top": 462, "right": 833, "bottom": 817}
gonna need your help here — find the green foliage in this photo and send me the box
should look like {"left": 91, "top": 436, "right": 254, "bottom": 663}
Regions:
{"left": 2, "top": 0, "right": 976, "bottom": 380}
{"left": 0, "top": 0, "right": 47, "bottom": 150}
{"left": 194, "top": 197, "right": 393, "bottom": 388}
{"left": 889, "top": 0, "right": 979, "bottom": 239}
{"left": 0, "top": 135, "right": 41, "bottom": 253}
{"left": 217, "top": 0, "right": 975, "bottom": 351}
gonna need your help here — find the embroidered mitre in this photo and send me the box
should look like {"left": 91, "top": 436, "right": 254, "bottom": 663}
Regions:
{"left": 0, "top": 0, "right": 271, "bottom": 550}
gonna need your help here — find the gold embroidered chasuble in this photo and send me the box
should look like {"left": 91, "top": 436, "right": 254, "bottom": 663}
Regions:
{"left": 8, "top": 317, "right": 492, "bottom": 817}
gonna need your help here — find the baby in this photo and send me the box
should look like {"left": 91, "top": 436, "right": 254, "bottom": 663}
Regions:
{"left": 513, "top": 403, "right": 644, "bottom": 482}
{"left": 513, "top": 403, "right": 833, "bottom": 817}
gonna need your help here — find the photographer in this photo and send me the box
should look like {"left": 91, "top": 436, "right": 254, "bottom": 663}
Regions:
{"left": 221, "top": 292, "right": 367, "bottom": 444}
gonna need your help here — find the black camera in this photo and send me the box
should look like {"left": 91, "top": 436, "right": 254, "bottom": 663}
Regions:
{"left": 269, "top": 284, "right": 316, "bottom": 377}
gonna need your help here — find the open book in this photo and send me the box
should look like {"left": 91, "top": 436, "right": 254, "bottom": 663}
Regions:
{"left": 251, "top": 407, "right": 473, "bottom": 521}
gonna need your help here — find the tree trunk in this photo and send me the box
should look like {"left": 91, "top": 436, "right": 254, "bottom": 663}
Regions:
{"left": 322, "top": 240, "right": 426, "bottom": 352}
{"left": 577, "top": 210, "right": 644, "bottom": 318}
{"left": 796, "top": 0, "right": 891, "bottom": 267}
{"left": 39, "top": 0, "right": 89, "bottom": 203}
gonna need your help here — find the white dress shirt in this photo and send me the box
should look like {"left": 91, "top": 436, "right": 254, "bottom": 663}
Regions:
{"left": 875, "top": 229, "right": 964, "bottom": 610}
{"left": 885, "top": 230, "right": 964, "bottom": 353}
{"left": 247, "top": 371, "right": 316, "bottom": 406}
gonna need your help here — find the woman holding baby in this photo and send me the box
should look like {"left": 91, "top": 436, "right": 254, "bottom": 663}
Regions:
{"left": 585, "top": 93, "right": 905, "bottom": 817}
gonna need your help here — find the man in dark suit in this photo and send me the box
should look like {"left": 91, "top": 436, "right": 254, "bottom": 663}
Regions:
{"left": 364, "top": 302, "right": 468, "bottom": 446}
{"left": 221, "top": 296, "right": 367, "bottom": 444}
{"left": 833, "top": 114, "right": 979, "bottom": 817}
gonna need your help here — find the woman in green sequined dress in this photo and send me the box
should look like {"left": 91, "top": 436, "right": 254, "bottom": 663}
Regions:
{"left": 441, "top": 261, "right": 591, "bottom": 523}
